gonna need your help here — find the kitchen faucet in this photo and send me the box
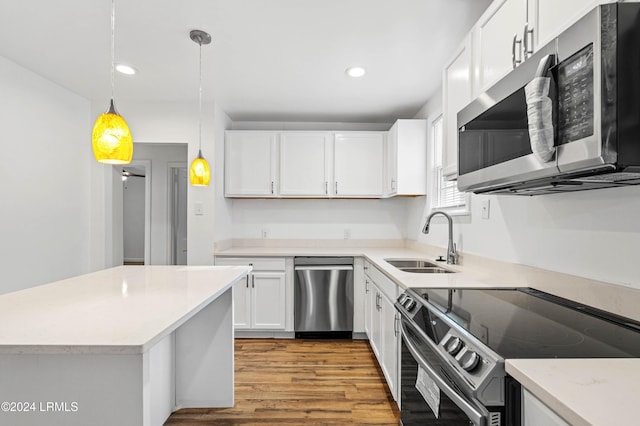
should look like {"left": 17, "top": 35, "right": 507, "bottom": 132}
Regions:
{"left": 422, "top": 211, "right": 458, "bottom": 265}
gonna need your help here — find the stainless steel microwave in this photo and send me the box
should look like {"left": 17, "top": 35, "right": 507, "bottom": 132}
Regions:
{"left": 457, "top": 3, "right": 640, "bottom": 195}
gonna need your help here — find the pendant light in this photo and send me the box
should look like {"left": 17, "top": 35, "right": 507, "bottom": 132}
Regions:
{"left": 189, "top": 29, "right": 212, "bottom": 187}
{"left": 92, "top": 0, "right": 133, "bottom": 164}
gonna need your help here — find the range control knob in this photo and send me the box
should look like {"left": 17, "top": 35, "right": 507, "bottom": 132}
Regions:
{"left": 459, "top": 350, "right": 481, "bottom": 372}
{"left": 397, "top": 294, "right": 408, "bottom": 305}
{"left": 444, "top": 336, "right": 464, "bottom": 356}
{"left": 403, "top": 298, "right": 416, "bottom": 311}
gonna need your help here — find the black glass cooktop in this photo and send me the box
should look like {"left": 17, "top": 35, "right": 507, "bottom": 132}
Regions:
{"left": 411, "top": 287, "right": 640, "bottom": 359}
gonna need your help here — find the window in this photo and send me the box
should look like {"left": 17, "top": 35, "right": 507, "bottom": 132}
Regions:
{"left": 430, "top": 114, "right": 468, "bottom": 213}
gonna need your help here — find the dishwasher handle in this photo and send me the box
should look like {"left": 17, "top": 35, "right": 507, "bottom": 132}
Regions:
{"left": 294, "top": 265, "right": 353, "bottom": 271}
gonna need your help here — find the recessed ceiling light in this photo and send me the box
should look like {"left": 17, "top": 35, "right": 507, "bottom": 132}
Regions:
{"left": 346, "top": 66, "right": 366, "bottom": 78}
{"left": 115, "top": 63, "right": 137, "bottom": 75}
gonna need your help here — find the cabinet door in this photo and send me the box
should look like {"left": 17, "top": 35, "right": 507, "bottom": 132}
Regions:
{"left": 364, "top": 278, "right": 374, "bottom": 339}
{"left": 251, "top": 272, "right": 286, "bottom": 329}
{"left": 533, "top": 0, "right": 597, "bottom": 48}
{"left": 443, "top": 35, "right": 473, "bottom": 178}
{"left": 380, "top": 292, "right": 399, "bottom": 400}
{"left": 225, "top": 132, "right": 277, "bottom": 197}
{"left": 522, "top": 389, "right": 570, "bottom": 426}
{"left": 369, "top": 290, "right": 383, "bottom": 360}
{"left": 233, "top": 276, "right": 252, "bottom": 329}
{"left": 334, "top": 132, "right": 385, "bottom": 197}
{"left": 279, "top": 132, "right": 331, "bottom": 197}
{"left": 474, "top": 0, "right": 527, "bottom": 94}
{"left": 386, "top": 124, "right": 398, "bottom": 197}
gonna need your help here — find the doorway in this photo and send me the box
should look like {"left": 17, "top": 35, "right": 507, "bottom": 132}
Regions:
{"left": 122, "top": 163, "right": 149, "bottom": 265}
{"left": 119, "top": 143, "right": 188, "bottom": 266}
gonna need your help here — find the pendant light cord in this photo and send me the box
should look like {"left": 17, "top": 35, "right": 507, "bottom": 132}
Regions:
{"left": 198, "top": 39, "right": 203, "bottom": 153}
{"left": 110, "top": 0, "right": 115, "bottom": 101}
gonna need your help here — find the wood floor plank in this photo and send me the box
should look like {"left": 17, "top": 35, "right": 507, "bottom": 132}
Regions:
{"left": 164, "top": 338, "right": 400, "bottom": 425}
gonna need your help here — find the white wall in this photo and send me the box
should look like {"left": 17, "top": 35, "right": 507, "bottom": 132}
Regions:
{"left": 232, "top": 198, "right": 408, "bottom": 240}
{"left": 0, "top": 55, "right": 91, "bottom": 294}
{"left": 411, "top": 90, "right": 640, "bottom": 290}
{"left": 213, "top": 106, "right": 234, "bottom": 244}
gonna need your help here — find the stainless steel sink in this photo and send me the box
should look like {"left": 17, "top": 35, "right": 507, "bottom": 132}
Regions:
{"left": 384, "top": 258, "right": 456, "bottom": 274}
{"left": 398, "top": 266, "right": 454, "bottom": 274}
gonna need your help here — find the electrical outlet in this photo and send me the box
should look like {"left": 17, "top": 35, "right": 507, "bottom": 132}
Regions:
{"left": 344, "top": 228, "right": 351, "bottom": 240}
{"left": 194, "top": 202, "right": 204, "bottom": 216}
{"left": 481, "top": 199, "right": 490, "bottom": 219}
{"left": 261, "top": 229, "right": 268, "bottom": 239}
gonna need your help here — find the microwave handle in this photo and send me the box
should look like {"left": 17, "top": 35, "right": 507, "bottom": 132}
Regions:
{"left": 535, "top": 54, "right": 556, "bottom": 78}
{"left": 526, "top": 54, "right": 558, "bottom": 163}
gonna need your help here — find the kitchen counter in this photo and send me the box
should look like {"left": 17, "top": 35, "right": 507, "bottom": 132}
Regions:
{"left": 507, "top": 358, "right": 640, "bottom": 426}
{"left": 216, "top": 241, "right": 640, "bottom": 424}
{"left": 0, "top": 265, "right": 250, "bottom": 426}
{"left": 0, "top": 265, "right": 249, "bottom": 354}
{"left": 216, "top": 246, "right": 510, "bottom": 289}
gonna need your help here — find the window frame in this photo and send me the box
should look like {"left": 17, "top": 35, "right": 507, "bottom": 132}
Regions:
{"left": 428, "top": 112, "right": 470, "bottom": 216}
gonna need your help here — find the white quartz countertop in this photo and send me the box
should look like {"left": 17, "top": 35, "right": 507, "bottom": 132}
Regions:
{"left": 216, "top": 246, "right": 517, "bottom": 290}
{"left": 507, "top": 358, "right": 640, "bottom": 426}
{"left": 0, "top": 265, "right": 250, "bottom": 355}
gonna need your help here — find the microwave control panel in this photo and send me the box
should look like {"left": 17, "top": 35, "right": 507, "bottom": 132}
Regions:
{"left": 557, "top": 44, "right": 595, "bottom": 145}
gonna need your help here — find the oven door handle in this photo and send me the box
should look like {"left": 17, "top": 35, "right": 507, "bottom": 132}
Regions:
{"left": 400, "top": 321, "right": 488, "bottom": 426}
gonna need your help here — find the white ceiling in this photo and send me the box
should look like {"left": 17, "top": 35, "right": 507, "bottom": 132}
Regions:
{"left": 0, "top": 0, "right": 491, "bottom": 123}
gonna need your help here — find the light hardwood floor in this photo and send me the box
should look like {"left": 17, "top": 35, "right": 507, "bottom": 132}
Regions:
{"left": 165, "top": 339, "right": 400, "bottom": 425}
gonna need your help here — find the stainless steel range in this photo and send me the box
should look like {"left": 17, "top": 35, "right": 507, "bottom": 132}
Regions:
{"left": 395, "top": 287, "right": 640, "bottom": 426}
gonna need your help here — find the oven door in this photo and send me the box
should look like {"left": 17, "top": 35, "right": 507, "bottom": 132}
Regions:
{"left": 399, "top": 318, "right": 494, "bottom": 426}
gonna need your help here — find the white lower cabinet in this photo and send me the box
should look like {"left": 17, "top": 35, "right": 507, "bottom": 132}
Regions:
{"left": 215, "top": 257, "right": 287, "bottom": 331}
{"left": 522, "top": 388, "right": 570, "bottom": 426}
{"left": 364, "top": 261, "right": 400, "bottom": 401}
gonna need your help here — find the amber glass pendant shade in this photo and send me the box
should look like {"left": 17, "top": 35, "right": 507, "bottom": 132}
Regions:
{"left": 189, "top": 149, "right": 211, "bottom": 186}
{"left": 92, "top": 99, "right": 133, "bottom": 164}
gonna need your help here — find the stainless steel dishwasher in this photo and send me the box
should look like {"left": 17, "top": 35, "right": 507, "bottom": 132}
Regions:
{"left": 294, "top": 257, "right": 354, "bottom": 338}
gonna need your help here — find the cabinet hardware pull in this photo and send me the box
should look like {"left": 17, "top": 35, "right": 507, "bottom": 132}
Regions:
{"left": 391, "top": 179, "right": 396, "bottom": 191}
{"left": 365, "top": 280, "right": 369, "bottom": 293}
{"left": 252, "top": 275, "right": 255, "bottom": 288}
{"left": 271, "top": 181, "right": 274, "bottom": 194}
{"left": 394, "top": 315, "right": 398, "bottom": 336}
{"left": 246, "top": 275, "right": 249, "bottom": 288}
{"left": 512, "top": 33, "right": 523, "bottom": 68}
{"left": 523, "top": 23, "right": 534, "bottom": 58}
{"left": 325, "top": 181, "right": 328, "bottom": 194}
{"left": 335, "top": 181, "right": 338, "bottom": 194}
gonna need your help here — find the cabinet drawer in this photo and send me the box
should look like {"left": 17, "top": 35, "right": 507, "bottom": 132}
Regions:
{"left": 215, "top": 257, "right": 286, "bottom": 271}
{"left": 364, "top": 261, "right": 398, "bottom": 301}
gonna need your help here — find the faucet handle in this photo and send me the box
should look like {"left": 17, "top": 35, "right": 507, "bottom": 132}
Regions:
{"left": 448, "top": 243, "right": 458, "bottom": 265}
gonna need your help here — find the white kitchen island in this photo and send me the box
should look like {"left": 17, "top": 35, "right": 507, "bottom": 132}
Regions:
{"left": 0, "top": 265, "right": 251, "bottom": 426}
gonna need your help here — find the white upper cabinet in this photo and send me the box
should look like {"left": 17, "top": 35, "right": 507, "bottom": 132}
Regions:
{"left": 386, "top": 120, "right": 427, "bottom": 196}
{"left": 279, "top": 132, "right": 331, "bottom": 197}
{"left": 533, "top": 0, "right": 601, "bottom": 48}
{"left": 442, "top": 34, "right": 473, "bottom": 179}
{"left": 333, "top": 132, "right": 385, "bottom": 198}
{"left": 474, "top": 0, "right": 600, "bottom": 96}
{"left": 225, "top": 130, "right": 396, "bottom": 199}
{"left": 474, "top": 0, "right": 529, "bottom": 95}
{"left": 225, "top": 131, "right": 278, "bottom": 197}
